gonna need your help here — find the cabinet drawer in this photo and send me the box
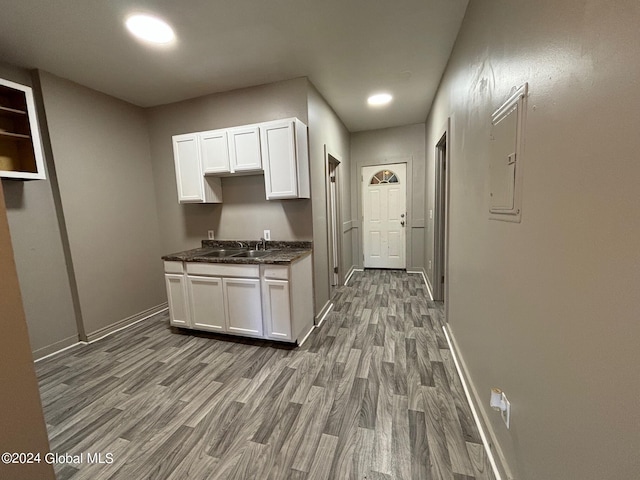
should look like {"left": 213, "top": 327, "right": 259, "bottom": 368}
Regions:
{"left": 164, "top": 261, "right": 184, "bottom": 274}
{"left": 186, "top": 262, "right": 259, "bottom": 278}
{"left": 262, "top": 265, "right": 289, "bottom": 280}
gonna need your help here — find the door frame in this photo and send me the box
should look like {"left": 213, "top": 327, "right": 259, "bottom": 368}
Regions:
{"left": 357, "top": 155, "right": 413, "bottom": 269}
{"left": 324, "top": 147, "right": 343, "bottom": 295}
{"left": 433, "top": 118, "right": 451, "bottom": 312}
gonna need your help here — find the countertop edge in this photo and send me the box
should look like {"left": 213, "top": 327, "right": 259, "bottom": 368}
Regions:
{"left": 161, "top": 248, "right": 312, "bottom": 265}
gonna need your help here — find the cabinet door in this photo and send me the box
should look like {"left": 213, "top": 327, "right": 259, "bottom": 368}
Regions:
{"left": 165, "top": 274, "right": 190, "bottom": 327}
{"left": 223, "top": 278, "right": 263, "bottom": 337}
{"left": 262, "top": 279, "right": 292, "bottom": 341}
{"left": 228, "top": 126, "right": 262, "bottom": 172}
{"left": 188, "top": 275, "right": 226, "bottom": 332}
{"left": 172, "top": 134, "right": 204, "bottom": 203}
{"left": 261, "top": 120, "right": 298, "bottom": 199}
{"left": 199, "top": 130, "right": 231, "bottom": 174}
{"left": 0, "top": 78, "right": 46, "bottom": 180}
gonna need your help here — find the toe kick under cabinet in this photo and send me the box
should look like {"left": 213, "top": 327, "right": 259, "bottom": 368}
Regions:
{"left": 163, "top": 255, "right": 314, "bottom": 344}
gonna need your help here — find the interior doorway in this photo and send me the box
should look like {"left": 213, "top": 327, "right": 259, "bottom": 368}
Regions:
{"left": 362, "top": 163, "right": 407, "bottom": 269}
{"left": 433, "top": 129, "right": 449, "bottom": 303}
{"left": 325, "top": 150, "right": 342, "bottom": 296}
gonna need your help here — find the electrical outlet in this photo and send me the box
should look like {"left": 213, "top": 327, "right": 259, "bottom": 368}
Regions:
{"left": 501, "top": 392, "right": 511, "bottom": 429}
{"left": 263, "top": 230, "right": 271, "bottom": 241}
{"left": 428, "top": 260, "right": 432, "bottom": 270}
{"left": 429, "top": 209, "right": 433, "bottom": 220}
{"left": 207, "top": 230, "right": 215, "bottom": 240}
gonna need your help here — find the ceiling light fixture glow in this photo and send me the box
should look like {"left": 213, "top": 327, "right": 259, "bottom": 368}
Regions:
{"left": 125, "top": 14, "right": 175, "bottom": 45}
{"left": 367, "top": 93, "right": 393, "bottom": 106}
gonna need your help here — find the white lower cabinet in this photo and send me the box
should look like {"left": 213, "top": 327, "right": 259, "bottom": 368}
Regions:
{"left": 224, "top": 278, "right": 263, "bottom": 337}
{"left": 262, "top": 278, "right": 292, "bottom": 340}
{"left": 188, "top": 275, "right": 226, "bottom": 332}
{"left": 163, "top": 255, "right": 313, "bottom": 343}
{"left": 165, "top": 273, "right": 190, "bottom": 327}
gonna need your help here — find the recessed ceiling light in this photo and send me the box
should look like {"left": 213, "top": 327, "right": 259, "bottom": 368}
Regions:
{"left": 125, "top": 14, "right": 175, "bottom": 45}
{"left": 367, "top": 93, "right": 393, "bottom": 106}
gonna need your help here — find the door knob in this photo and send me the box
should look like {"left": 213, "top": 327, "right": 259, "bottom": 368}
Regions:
{"left": 401, "top": 221, "right": 405, "bottom": 227}
{"left": 401, "top": 213, "right": 405, "bottom": 218}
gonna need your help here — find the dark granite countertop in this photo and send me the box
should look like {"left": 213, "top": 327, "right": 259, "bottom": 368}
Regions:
{"left": 162, "top": 240, "right": 312, "bottom": 265}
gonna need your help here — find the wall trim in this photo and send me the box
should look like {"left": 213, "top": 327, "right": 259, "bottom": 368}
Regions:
{"left": 443, "top": 324, "right": 514, "bottom": 480}
{"left": 412, "top": 218, "right": 425, "bottom": 228}
{"left": 35, "top": 304, "right": 169, "bottom": 362}
{"left": 344, "top": 266, "right": 362, "bottom": 285}
{"left": 342, "top": 219, "right": 357, "bottom": 233}
{"left": 406, "top": 268, "right": 433, "bottom": 301}
{"left": 85, "top": 303, "right": 168, "bottom": 343}
{"left": 33, "top": 336, "right": 82, "bottom": 362}
{"left": 315, "top": 300, "right": 334, "bottom": 327}
{"left": 297, "top": 324, "right": 316, "bottom": 347}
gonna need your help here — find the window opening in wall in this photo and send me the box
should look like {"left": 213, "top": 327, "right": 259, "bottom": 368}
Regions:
{"left": 370, "top": 169, "right": 399, "bottom": 184}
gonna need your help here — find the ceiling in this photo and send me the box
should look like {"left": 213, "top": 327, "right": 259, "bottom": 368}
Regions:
{"left": 0, "top": 0, "right": 468, "bottom": 132}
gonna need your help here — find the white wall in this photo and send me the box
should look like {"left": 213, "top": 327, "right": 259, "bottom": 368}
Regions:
{"left": 425, "top": 1, "right": 640, "bottom": 478}
{"left": 351, "top": 124, "right": 426, "bottom": 271}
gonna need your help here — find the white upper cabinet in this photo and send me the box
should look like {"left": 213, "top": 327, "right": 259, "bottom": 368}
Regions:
{"left": 199, "top": 129, "right": 231, "bottom": 174}
{"left": 171, "top": 118, "right": 309, "bottom": 203}
{"left": 172, "top": 133, "right": 222, "bottom": 204}
{"left": 228, "top": 125, "right": 262, "bottom": 172}
{"left": 261, "top": 118, "right": 310, "bottom": 200}
{"left": 173, "top": 134, "right": 204, "bottom": 202}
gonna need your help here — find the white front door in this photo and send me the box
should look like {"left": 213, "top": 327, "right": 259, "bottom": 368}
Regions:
{"left": 362, "top": 163, "right": 407, "bottom": 269}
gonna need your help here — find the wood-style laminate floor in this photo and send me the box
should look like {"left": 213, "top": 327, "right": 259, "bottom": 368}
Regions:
{"left": 36, "top": 269, "right": 494, "bottom": 480}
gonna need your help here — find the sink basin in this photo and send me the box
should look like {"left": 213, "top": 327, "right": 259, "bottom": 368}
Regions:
{"left": 199, "top": 249, "right": 243, "bottom": 257}
{"left": 231, "top": 250, "right": 272, "bottom": 258}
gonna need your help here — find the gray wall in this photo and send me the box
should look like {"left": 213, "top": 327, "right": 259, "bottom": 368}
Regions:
{"left": 425, "top": 1, "right": 640, "bottom": 478}
{"left": 0, "top": 181, "right": 55, "bottom": 480}
{"left": 351, "top": 124, "right": 426, "bottom": 271}
{"left": 38, "top": 71, "right": 165, "bottom": 337}
{"left": 307, "top": 83, "right": 351, "bottom": 314}
{"left": 145, "top": 78, "right": 311, "bottom": 255}
{"left": 0, "top": 62, "right": 78, "bottom": 358}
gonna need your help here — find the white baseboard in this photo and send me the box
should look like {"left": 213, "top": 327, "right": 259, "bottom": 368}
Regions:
{"left": 344, "top": 266, "right": 363, "bottom": 285}
{"left": 297, "top": 324, "right": 316, "bottom": 346}
{"left": 35, "top": 303, "right": 168, "bottom": 362}
{"left": 34, "top": 337, "right": 83, "bottom": 362}
{"left": 314, "top": 300, "right": 334, "bottom": 327}
{"left": 86, "top": 303, "right": 168, "bottom": 343}
{"left": 443, "top": 324, "right": 513, "bottom": 480}
{"left": 424, "top": 272, "right": 434, "bottom": 301}
{"left": 406, "top": 268, "right": 433, "bottom": 301}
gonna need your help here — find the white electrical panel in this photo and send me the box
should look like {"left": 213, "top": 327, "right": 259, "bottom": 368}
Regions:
{"left": 489, "top": 83, "right": 528, "bottom": 222}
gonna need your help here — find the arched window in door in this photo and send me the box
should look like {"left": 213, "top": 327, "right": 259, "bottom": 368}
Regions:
{"left": 370, "top": 169, "right": 399, "bottom": 185}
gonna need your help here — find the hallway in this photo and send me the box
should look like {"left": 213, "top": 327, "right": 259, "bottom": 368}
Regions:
{"left": 36, "top": 270, "right": 494, "bottom": 480}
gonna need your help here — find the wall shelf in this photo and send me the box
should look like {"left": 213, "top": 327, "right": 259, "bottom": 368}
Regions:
{"left": 0, "top": 78, "right": 46, "bottom": 180}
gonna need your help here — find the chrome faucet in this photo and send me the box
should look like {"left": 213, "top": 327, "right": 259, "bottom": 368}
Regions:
{"left": 236, "top": 241, "right": 247, "bottom": 249}
{"left": 256, "top": 237, "right": 267, "bottom": 251}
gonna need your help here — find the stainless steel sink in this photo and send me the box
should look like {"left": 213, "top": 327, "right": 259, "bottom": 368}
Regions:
{"left": 231, "top": 250, "right": 272, "bottom": 258}
{"left": 200, "top": 249, "right": 243, "bottom": 257}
